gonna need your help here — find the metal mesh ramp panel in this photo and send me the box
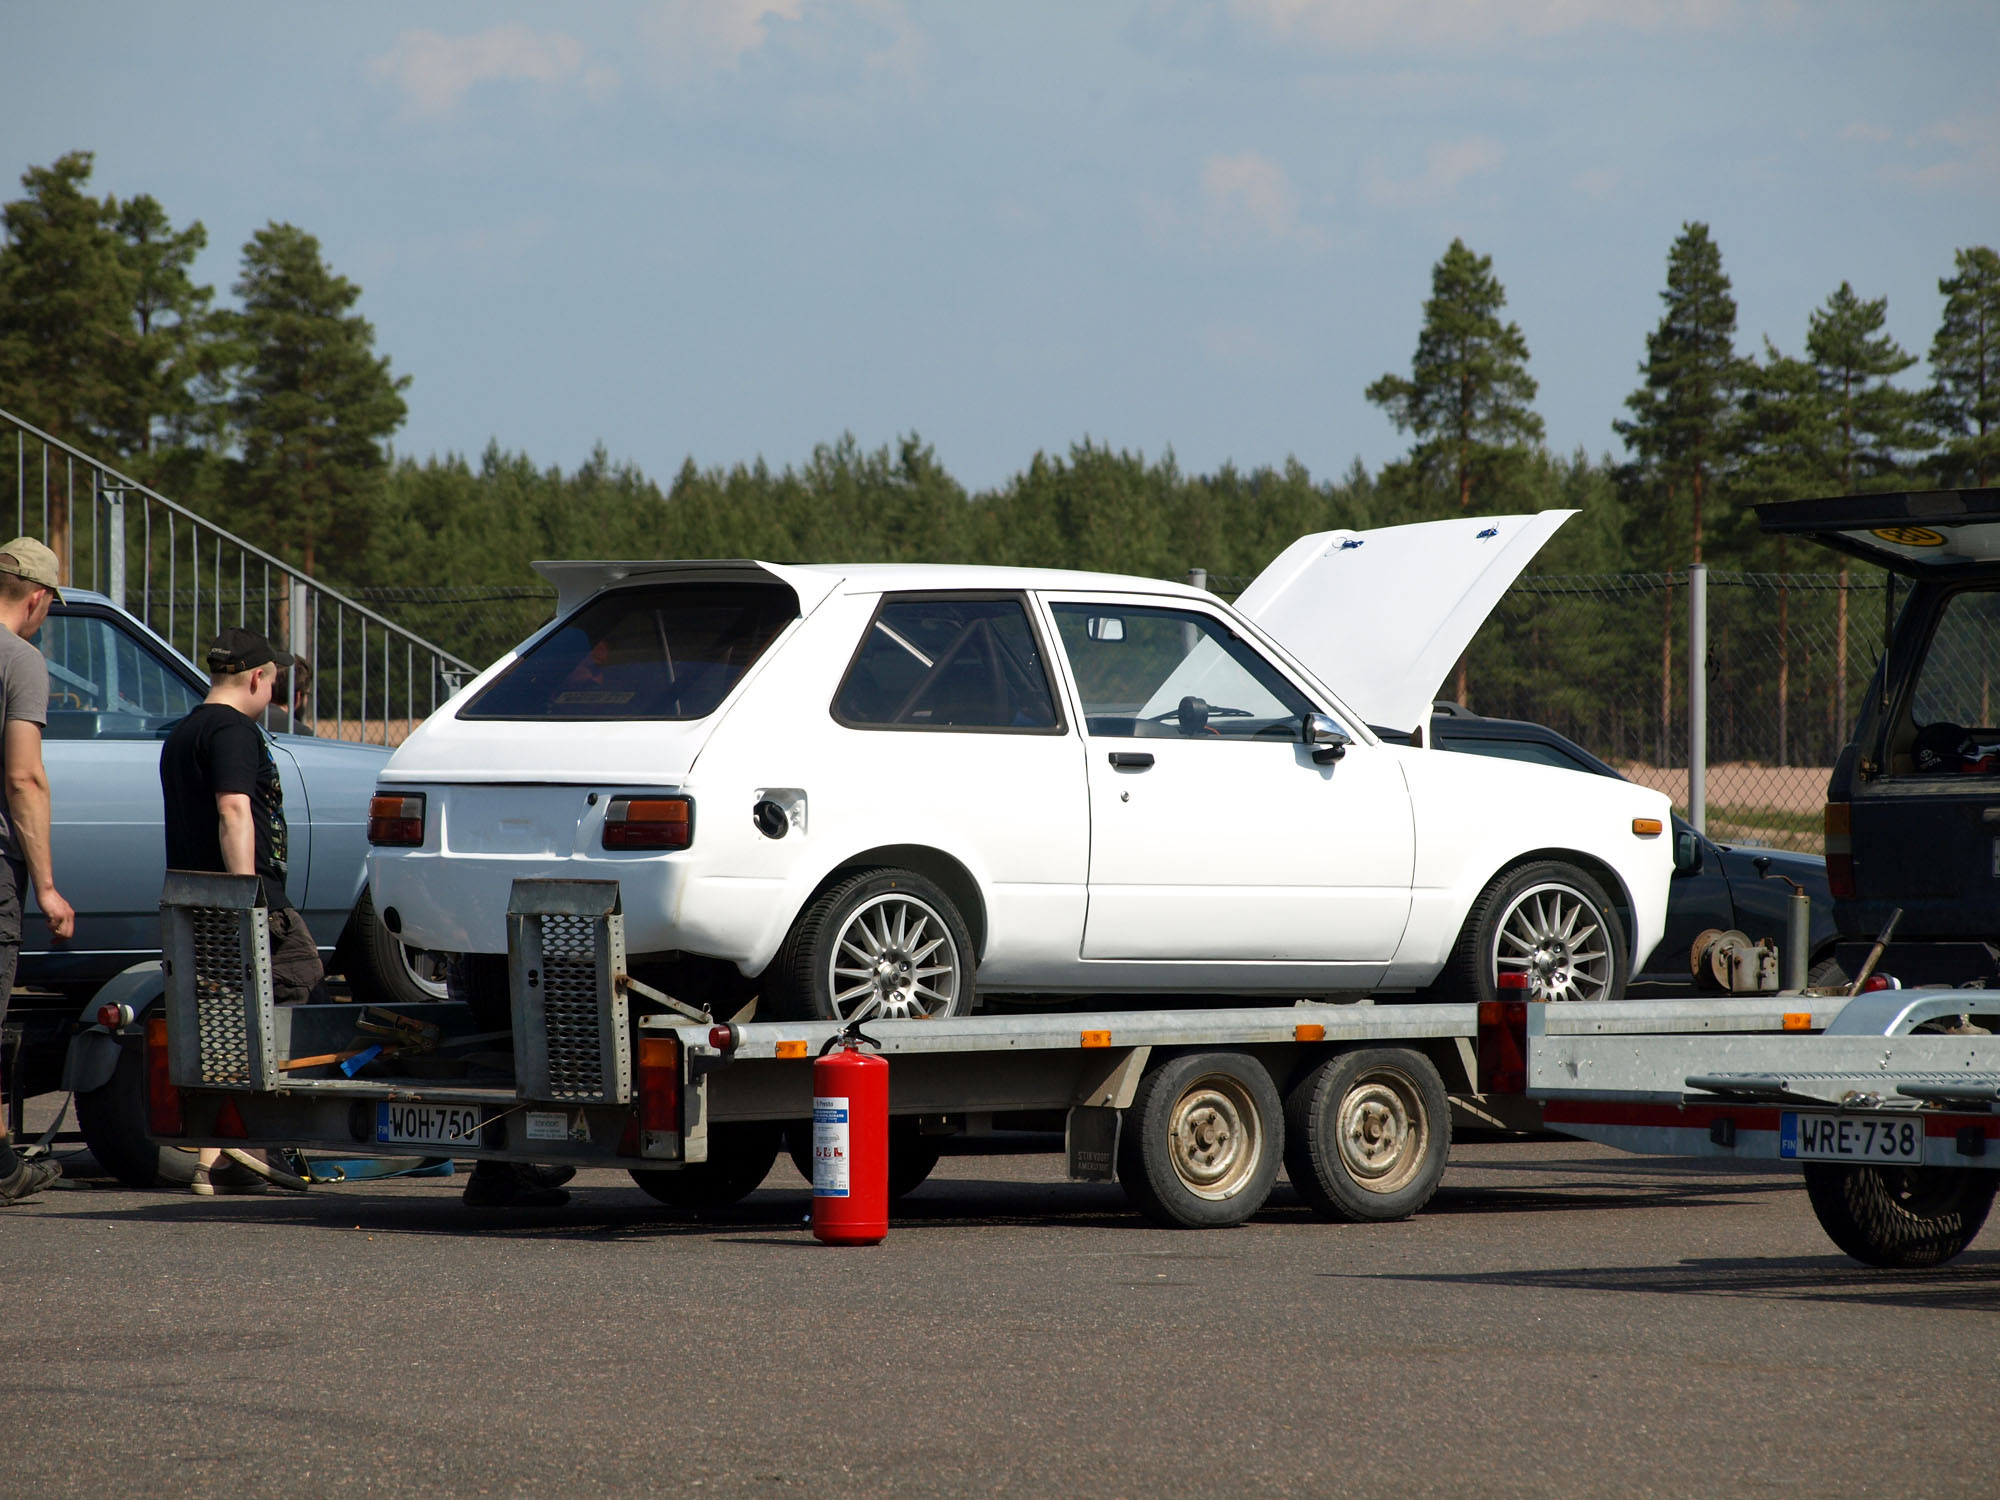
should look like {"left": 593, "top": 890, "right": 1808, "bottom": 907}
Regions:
{"left": 190, "top": 907, "right": 257, "bottom": 1085}
{"left": 160, "top": 872, "right": 275, "bottom": 1092}
{"left": 539, "top": 913, "right": 614, "bottom": 1101}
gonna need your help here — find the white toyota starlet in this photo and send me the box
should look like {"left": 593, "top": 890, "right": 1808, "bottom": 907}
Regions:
{"left": 367, "top": 511, "right": 1673, "bottom": 1021}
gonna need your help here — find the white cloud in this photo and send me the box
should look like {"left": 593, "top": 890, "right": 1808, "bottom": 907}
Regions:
{"left": 640, "top": 0, "right": 807, "bottom": 75}
{"left": 368, "top": 25, "right": 615, "bottom": 116}
{"left": 1229, "top": 0, "right": 1742, "bottom": 51}
{"left": 1367, "top": 135, "right": 1505, "bottom": 205}
{"left": 1201, "top": 151, "right": 1306, "bottom": 240}
{"left": 1884, "top": 110, "right": 2000, "bottom": 194}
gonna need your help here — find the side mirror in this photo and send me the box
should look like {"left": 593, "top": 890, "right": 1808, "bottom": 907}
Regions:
{"left": 1673, "top": 828, "right": 1704, "bottom": 876}
{"left": 1085, "top": 616, "right": 1125, "bottom": 643}
{"left": 1305, "top": 712, "right": 1350, "bottom": 765}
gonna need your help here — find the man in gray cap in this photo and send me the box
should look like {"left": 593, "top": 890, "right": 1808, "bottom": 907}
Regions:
{"left": 0, "top": 537, "right": 76, "bottom": 1206}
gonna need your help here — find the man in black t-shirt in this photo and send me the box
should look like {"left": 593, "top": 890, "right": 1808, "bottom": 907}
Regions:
{"left": 161, "top": 627, "right": 327, "bottom": 1005}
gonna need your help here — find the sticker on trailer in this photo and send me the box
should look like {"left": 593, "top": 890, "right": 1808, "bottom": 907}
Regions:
{"left": 526, "top": 1110, "right": 582, "bottom": 1143}
{"left": 813, "top": 1096, "right": 850, "bottom": 1197}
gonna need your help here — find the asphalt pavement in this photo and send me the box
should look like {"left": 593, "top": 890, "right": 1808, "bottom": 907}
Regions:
{"left": 4, "top": 1132, "right": 1995, "bottom": 1499}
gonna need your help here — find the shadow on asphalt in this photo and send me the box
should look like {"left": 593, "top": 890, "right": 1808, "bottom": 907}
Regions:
{"left": 1344, "top": 1254, "right": 2000, "bottom": 1310}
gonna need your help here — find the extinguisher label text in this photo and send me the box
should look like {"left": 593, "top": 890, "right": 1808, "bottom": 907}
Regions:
{"left": 812, "top": 1097, "right": 851, "bottom": 1197}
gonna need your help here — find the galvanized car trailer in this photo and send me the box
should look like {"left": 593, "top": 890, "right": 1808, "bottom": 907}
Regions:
{"left": 1527, "top": 991, "right": 2000, "bottom": 1265}
{"left": 147, "top": 874, "right": 1999, "bottom": 1252}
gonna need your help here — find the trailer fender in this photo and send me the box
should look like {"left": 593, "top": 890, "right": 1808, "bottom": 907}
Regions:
{"left": 59, "top": 961, "right": 165, "bottom": 1094}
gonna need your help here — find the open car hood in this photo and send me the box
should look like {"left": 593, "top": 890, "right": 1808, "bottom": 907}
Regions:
{"left": 1756, "top": 488, "right": 2000, "bottom": 576}
{"left": 1234, "top": 510, "right": 1575, "bottom": 737}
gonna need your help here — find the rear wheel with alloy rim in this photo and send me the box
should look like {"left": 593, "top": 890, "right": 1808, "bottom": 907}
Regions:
{"left": 766, "top": 867, "right": 975, "bottom": 1023}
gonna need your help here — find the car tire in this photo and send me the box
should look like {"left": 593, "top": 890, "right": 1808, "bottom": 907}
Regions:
{"left": 765, "top": 867, "right": 975, "bottom": 1023}
{"left": 1283, "top": 1047, "right": 1450, "bottom": 1222}
{"left": 1807, "top": 955, "right": 1850, "bottom": 993}
{"left": 1802, "top": 1162, "right": 1997, "bottom": 1268}
{"left": 75, "top": 1028, "right": 200, "bottom": 1190}
{"left": 1439, "top": 860, "right": 1629, "bottom": 1004}
{"left": 339, "top": 889, "right": 450, "bottom": 1007}
{"left": 629, "top": 1122, "right": 783, "bottom": 1210}
{"left": 1116, "top": 1051, "right": 1283, "bottom": 1229}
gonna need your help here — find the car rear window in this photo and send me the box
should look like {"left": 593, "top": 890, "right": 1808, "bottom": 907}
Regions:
{"left": 459, "top": 581, "right": 797, "bottom": 721}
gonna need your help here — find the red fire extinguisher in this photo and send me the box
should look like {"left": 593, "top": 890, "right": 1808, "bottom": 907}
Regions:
{"left": 811, "top": 1025, "right": 888, "bottom": 1246}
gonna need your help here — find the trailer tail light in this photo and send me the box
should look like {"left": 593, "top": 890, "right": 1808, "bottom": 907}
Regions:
{"left": 636, "top": 1036, "right": 680, "bottom": 1148}
{"left": 603, "top": 796, "right": 694, "bottom": 851}
{"left": 213, "top": 1095, "right": 250, "bottom": 1138}
{"left": 145, "top": 1013, "right": 184, "bottom": 1137}
{"left": 1824, "top": 802, "right": 1853, "bottom": 898}
{"left": 368, "top": 793, "right": 427, "bottom": 847}
{"left": 1477, "top": 997, "right": 1529, "bottom": 1094}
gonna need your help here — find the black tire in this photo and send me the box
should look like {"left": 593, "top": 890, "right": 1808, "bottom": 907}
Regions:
{"left": 1284, "top": 1047, "right": 1451, "bottom": 1222}
{"left": 1116, "top": 1051, "right": 1283, "bottom": 1229}
{"left": 1438, "top": 859, "right": 1629, "bottom": 1004}
{"left": 783, "top": 1116, "right": 943, "bottom": 1199}
{"left": 765, "top": 867, "right": 975, "bottom": 1023}
{"left": 629, "top": 1122, "right": 783, "bottom": 1210}
{"left": 75, "top": 1031, "right": 200, "bottom": 1190}
{"left": 1801, "top": 1162, "right": 1997, "bottom": 1268}
{"left": 339, "top": 889, "right": 450, "bottom": 1007}
{"left": 1807, "top": 955, "right": 1850, "bottom": 993}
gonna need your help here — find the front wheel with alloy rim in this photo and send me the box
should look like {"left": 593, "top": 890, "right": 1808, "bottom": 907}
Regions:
{"left": 1284, "top": 1047, "right": 1450, "bottom": 1222}
{"left": 1441, "top": 860, "right": 1629, "bottom": 1004}
{"left": 765, "top": 867, "right": 975, "bottom": 1023}
{"left": 1117, "top": 1051, "right": 1283, "bottom": 1229}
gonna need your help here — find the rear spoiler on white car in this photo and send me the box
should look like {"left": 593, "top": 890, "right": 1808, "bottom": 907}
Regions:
{"left": 530, "top": 558, "right": 844, "bottom": 621}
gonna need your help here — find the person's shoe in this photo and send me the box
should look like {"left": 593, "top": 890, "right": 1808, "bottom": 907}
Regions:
{"left": 462, "top": 1161, "right": 570, "bottom": 1209}
{"left": 191, "top": 1161, "right": 268, "bottom": 1196}
{"left": 0, "top": 1155, "right": 61, "bottom": 1205}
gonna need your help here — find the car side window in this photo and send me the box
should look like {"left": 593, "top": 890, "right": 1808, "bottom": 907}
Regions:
{"left": 1910, "top": 586, "right": 2000, "bottom": 731}
{"left": 37, "top": 612, "right": 203, "bottom": 740}
{"left": 835, "top": 594, "right": 1063, "bottom": 732}
{"left": 1050, "top": 603, "right": 1312, "bottom": 740}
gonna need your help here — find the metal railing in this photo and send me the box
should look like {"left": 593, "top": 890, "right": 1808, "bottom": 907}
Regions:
{"left": 4, "top": 406, "right": 477, "bottom": 746}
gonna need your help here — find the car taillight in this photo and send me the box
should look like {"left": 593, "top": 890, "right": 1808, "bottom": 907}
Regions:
{"left": 368, "top": 793, "right": 427, "bottom": 847}
{"left": 145, "top": 1013, "right": 184, "bottom": 1137}
{"left": 1824, "top": 802, "right": 1853, "bottom": 898}
{"left": 603, "top": 796, "right": 694, "bottom": 850}
{"left": 636, "top": 1036, "right": 680, "bottom": 1152}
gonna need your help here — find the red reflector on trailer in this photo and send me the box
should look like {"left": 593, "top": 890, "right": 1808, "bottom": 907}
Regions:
{"left": 97, "top": 1002, "right": 132, "bottom": 1029}
{"left": 367, "top": 793, "right": 426, "bottom": 847}
{"left": 603, "top": 796, "right": 694, "bottom": 850}
{"left": 145, "top": 1013, "right": 184, "bottom": 1137}
{"left": 213, "top": 1095, "right": 250, "bottom": 1139}
{"left": 1495, "top": 971, "right": 1531, "bottom": 991}
{"left": 1477, "top": 998, "right": 1529, "bottom": 1094}
{"left": 637, "top": 1036, "right": 680, "bottom": 1133}
{"left": 1861, "top": 974, "right": 1900, "bottom": 992}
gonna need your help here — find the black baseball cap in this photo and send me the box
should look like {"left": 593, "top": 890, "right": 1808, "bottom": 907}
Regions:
{"left": 206, "top": 626, "right": 297, "bottom": 674}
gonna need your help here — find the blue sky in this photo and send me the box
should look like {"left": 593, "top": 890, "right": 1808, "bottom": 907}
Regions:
{"left": 4, "top": 2, "right": 1996, "bottom": 494}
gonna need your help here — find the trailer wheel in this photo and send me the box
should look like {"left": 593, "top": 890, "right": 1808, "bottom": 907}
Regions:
{"left": 1801, "top": 1162, "right": 1997, "bottom": 1268}
{"left": 1440, "top": 860, "right": 1628, "bottom": 1004}
{"left": 74, "top": 1029, "right": 200, "bottom": 1190}
{"left": 1284, "top": 1047, "right": 1450, "bottom": 1222}
{"left": 784, "top": 1116, "right": 943, "bottom": 1199}
{"left": 1117, "top": 1051, "right": 1282, "bottom": 1229}
{"left": 766, "top": 867, "right": 975, "bottom": 1023}
{"left": 629, "top": 1122, "right": 783, "bottom": 1210}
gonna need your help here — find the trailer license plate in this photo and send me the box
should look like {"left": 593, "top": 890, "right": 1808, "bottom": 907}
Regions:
{"left": 1780, "top": 1112, "right": 1923, "bottom": 1163}
{"left": 376, "top": 1102, "right": 483, "bottom": 1147}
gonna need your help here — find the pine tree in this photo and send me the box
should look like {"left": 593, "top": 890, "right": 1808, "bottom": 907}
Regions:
{"left": 109, "top": 194, "right": 220, "bottom": 461}
{"left": 1365, "top": 238, "right": 1544, "bottom": 516}
{"left": 228, "top": 223, "right": 409, "bottom": 579}
{"left": 1614, "top": 223, "right": 1744, "bottom": 566}
{"left": 1927, "top": 245, "right": 2000, "bottom": 487}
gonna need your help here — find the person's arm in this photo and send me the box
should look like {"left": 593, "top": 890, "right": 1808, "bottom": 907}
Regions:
{"left": 215, "top": 791, "right": 256, "bottom": 876}
{"left": 3, "top": 717, "right": 75, "bottom": 939}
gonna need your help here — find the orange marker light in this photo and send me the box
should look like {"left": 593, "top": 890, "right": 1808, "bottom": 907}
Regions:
{"left": 1295, "top": 1023, "right": 1326, "bottom": 1042}
{"left": 1632, "top": 817, "right": 1664, "bottom": 837}
{"left": 1080, "top": 1030, "right": 1111, "bottom": 1048}
{"left": 775, "top": 1039, "right": 809, "bottom": 1060}
{"left": 1782, "top": 1012, "right": 1812, "bottom": 1031}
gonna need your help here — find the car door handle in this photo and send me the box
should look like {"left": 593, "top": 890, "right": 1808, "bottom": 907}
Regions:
{"left": 1108, "top": 752, "right": 1154, "bottom": 769}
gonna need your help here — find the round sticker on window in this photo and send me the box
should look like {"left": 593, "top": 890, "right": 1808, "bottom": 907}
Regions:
{"left": 1869, "top": 526, "right": 1946, "bottom": 547}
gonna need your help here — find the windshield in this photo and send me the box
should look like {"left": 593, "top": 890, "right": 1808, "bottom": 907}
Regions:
{"left": 460, "top": 581, "right": 797, "bottom": 721}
